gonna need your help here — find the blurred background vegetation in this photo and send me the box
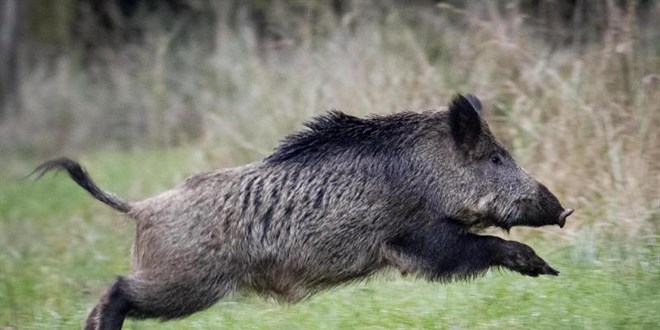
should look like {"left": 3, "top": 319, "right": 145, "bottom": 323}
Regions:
{"left": 1, "top": 0, "right": 658, "bottom": 329}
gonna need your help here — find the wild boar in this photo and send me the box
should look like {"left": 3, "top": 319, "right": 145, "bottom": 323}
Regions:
{"left": 33, "top": 94, "right": 573, "bottom": 330}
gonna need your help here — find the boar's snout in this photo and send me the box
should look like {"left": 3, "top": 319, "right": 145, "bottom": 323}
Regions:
{"left": 557, "top": 208, "right": 573, "bottom": 228}
{"left": 530, "top": 183, "right": 573, "bottom": 228}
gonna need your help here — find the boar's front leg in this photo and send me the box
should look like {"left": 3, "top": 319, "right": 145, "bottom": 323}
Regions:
{"left": 383, "top": 220, "right": 558, "bottom": 280}
{"left": 495, "top": 240, "right": 559, "bottom": 277}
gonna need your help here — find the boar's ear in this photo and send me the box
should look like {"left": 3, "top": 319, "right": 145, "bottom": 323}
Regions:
{"left": 449, "top": 94, "right": 482, "bottom": 150}
{"left": 464, "top": 94, "right": 482, "bottom": 113}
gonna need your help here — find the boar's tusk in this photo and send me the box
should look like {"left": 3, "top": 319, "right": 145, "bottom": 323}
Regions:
{"left": 558, "top": 208, "right": 574, "bottom": 228}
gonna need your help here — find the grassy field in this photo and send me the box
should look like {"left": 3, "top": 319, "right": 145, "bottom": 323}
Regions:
{"left": 1, "top": 149, "right": 658, "bottom": 329}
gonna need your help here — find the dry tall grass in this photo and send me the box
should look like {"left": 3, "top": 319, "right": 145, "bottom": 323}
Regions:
{"left": 1, "top": 1, "right": 658, "bottom": 238}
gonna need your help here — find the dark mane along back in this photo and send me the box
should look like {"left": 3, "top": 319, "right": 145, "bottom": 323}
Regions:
{"left": 265, "top": 110, "right": 427, "bottom": 165}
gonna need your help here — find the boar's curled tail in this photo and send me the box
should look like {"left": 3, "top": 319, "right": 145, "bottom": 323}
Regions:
{"left": 31, "top": 158, "right": 131, "bottom": 213}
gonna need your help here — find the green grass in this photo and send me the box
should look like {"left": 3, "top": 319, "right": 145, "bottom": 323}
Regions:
{"left": 1, "top": 149, "right": 658, "bottom": 329}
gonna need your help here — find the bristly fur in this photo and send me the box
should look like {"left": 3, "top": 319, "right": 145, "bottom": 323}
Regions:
{"left": 265, "top": 110, "right": 426, "bottom": 165}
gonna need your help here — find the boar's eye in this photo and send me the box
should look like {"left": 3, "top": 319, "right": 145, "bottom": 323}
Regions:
{"left": 490, "top": 155, "right": 502, "bottom": 165}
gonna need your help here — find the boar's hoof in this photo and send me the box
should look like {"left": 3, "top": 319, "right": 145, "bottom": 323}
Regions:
{"left": 500, "top": 241, "right": 560, "bottom": 277}
{"left": 558, "top": 208, "right": 574, "bottom": 228}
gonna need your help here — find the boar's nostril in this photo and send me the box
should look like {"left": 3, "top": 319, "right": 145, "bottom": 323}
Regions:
{"left": 557, "top": 209, "right": 574, "bottom": 228}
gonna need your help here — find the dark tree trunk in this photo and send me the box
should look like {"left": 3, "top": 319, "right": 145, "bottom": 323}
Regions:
{"left": 0, "top": 0, "right": 24, "bottom": 120}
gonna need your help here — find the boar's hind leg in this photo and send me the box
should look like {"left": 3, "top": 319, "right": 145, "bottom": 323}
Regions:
{"left": 84, "top": 277, "right": 132, "bottom": 330}
{"left": 85, "top": 273, "right": 230, "bottom": 329}
{"left": 383, "top": 220, "right": 558, "bottom": 280}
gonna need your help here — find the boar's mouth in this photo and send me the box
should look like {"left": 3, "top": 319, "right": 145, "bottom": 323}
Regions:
{"left": 501, "top": 198, "right": 574, "bottom": 229}
{"left": 518, "top": 207, "right": 573, "bottom": 228}
{"left": 456, "top": 196, "right": 574, "bottom": 230}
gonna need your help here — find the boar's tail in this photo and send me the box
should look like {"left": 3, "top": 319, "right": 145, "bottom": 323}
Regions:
{"left": 30, "top": 158, "right": 131, "bottom": 213}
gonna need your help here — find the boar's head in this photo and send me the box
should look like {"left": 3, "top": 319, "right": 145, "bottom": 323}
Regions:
{"left": 423, "top": 94, "right": 573, "bottom": 230}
